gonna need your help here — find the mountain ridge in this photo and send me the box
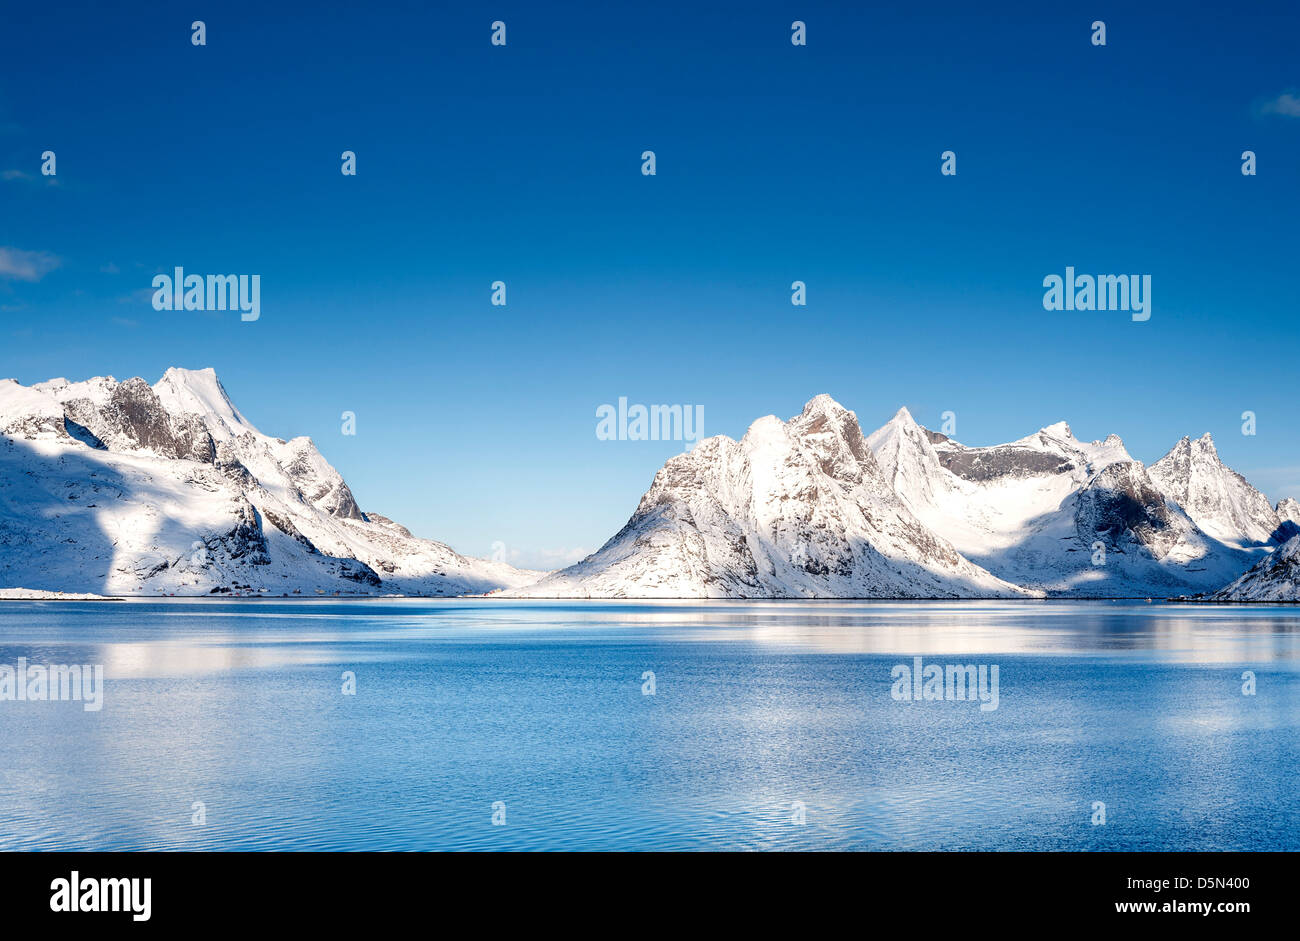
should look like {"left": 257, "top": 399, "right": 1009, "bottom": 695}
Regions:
{"left": 0, "top": 367, "right": 539, "bottom": 596}
{"left": 1, "top": 377, "right": 1294, "bottom": 601}
{"left": 514, "top": 395, "right": 1293, "bottom": 600}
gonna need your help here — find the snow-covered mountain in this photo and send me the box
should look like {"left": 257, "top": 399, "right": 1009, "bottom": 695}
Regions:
{"left": 516, "top": 395, "right": 1295, "bottom": 601}
{"left": 4, "top": 377, "right": 1293, "bottom": 601}
{"left": 511, "top": 395, "right": 1033, "bottom": 598}
{"left": 0, "top": 368, "right": 539, "bottom": 596}
{"left": 1212, "top": 535, "right": 1300, "bottom": 602}
{"left": 867, "top": 409, "right": 1258, "bottom": 597}
{"left": 1148, "top": 434, "right": 1286, "bottom": 548}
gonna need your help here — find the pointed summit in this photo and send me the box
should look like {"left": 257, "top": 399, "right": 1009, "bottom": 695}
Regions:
{"left": 867, "top": 405, "right": 932, "bottom": 451}
{"left": 153, "top": 367, "right": 253, "bottom": 440}
{"left": 786, "top": 395, "right": 874, "bottom": 483}
{"left": 790, "top": 394, "right": 864, "bottom": 442}
{"left": 1040, "top": 421, "right": 1073, "bottom": 439}
{"left": 866, "top": 405, "right": 947, "bottom": 512}
{"left": 1150, "top": 431, "right": 1279, "bottom": 547}
{"left": 798, "top": 393, "right": 855, "bottom": 422}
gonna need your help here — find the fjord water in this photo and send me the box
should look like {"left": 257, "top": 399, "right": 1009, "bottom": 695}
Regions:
{"left": 0, "top": 600, "right": 1296, "bottom": 851}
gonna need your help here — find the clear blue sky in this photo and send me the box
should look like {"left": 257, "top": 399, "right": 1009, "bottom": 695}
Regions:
{"left": 2, "top": 1, "right": 1298, "bottom": 569}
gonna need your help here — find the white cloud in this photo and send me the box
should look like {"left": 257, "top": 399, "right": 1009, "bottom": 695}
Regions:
{"left": 0, "top": 246, "right": 60, "bottom": 282}
{"left": 1260, "top": 91, "right": 1300, "bottom": 118}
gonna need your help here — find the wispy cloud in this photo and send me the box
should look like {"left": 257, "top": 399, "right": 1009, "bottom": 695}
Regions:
{"left": 1259, "top": 91, "right": 1300, "bottom": 118}
{"left": 100, "top": 262, "right": 120, "bottom": 274}
{"left": 1, "top": 168, "right": 57, "bottom": 188}
{"left": 0, "top": 246, "right": 60, "bottom": 282}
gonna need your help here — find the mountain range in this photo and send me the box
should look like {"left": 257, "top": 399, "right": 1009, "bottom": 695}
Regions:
{"left": 513, "top": 396, "right": 1298, "bottom": 601}
{"left": 0, "top": 371, "right": 1295, "bottom": 601}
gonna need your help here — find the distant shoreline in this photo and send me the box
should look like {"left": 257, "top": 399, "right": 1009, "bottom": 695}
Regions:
{"left": 0, "top": 592, "right": 1294, "bottom": 605}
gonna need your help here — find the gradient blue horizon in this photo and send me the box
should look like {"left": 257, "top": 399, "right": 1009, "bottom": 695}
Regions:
{"left": 2, "top": 1, "right": 1298, "bottom": 568}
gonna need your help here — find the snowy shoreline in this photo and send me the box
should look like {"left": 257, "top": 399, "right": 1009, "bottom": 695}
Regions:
{"left": 0, "top": 588, "right": 118, "bottom": 601}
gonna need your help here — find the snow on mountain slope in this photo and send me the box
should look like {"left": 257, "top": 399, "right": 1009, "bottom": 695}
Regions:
{"left": 0, "top": 379, "right": 66, "bottom": 439}
{"left": 512, "top": 395, "right": 1032, "bottom": 599}
{"left": 1148, "top": 434, "right": 1285, "bottom": 548}
{"left": 867, "top": 409, "right": 1253, "bottom": 597}
{"left": 0, "top": 368, "right": 539, "bottom": 596}
{"left": 1212, "top": 535, "right": 1300, "bottom": 602}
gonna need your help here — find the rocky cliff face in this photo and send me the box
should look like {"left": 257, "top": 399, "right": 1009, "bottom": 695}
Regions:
{"left": 45, "top": 376, "right": 218, "bottom": 462}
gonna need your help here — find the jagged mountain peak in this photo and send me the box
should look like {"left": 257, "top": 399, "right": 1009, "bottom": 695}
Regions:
{"left": 1039, "top": 420, "right": 1073, "bottom": 439}
{"left": 1150, "top": 432, "right": 1279, "bottom": 548}
{"left": 153, "top": 366, "right": 253, "bottom": 441}
{"left": 785, "top": 395, "right": 877, "bottom": 485}
{"left": 868, "top": 404, "right": 933, "bottom": 445}
{"left": 1168, "top": 432, "right": 1217, "bottom": 455}
{"left": 791, "top": 394, "right": 861, "bottom": 433}
{"left": 671, "top": 400, "right": 860, "bottom": 462}
{"left": 1278, "top": 498, "right": 1300, "bottom": 523}
{"left": 1157, "top": 432, "right": 1228, "bottom": 472}
{"left": 802, "top": 392, "right": 846, "bottom": 412}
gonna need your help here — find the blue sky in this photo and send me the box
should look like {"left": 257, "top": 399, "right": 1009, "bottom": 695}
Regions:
{"left": 2, "top": 1, "right": 1298, "bottom": 568}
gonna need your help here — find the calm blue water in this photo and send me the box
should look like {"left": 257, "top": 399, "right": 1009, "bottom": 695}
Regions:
{"left": 0, "top": 599, "right": 1296, "bottom": 851}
